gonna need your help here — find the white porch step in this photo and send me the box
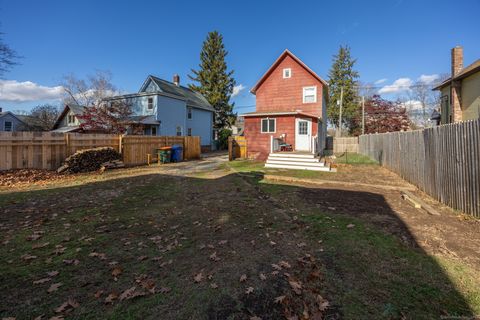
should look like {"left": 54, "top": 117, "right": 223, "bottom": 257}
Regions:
{"left": 265, "top": 163, "right": 331, "bottom": 172}
{"left": 267, "top": 156, "right": 322, "bottom": 163}
{"left": 266, "top": 159, "right": 326, "bottom": 166}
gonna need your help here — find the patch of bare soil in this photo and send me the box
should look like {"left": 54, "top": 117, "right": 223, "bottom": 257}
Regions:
{"left": 0, "top": 169, "right": 74, "bottom": 188}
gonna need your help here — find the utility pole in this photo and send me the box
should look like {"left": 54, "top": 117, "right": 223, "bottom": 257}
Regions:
{"left": 337, "top": 87, "right": 343, "bottom": 137}
{"left": 361, "top": 96, "right": 365, "bottom": 135}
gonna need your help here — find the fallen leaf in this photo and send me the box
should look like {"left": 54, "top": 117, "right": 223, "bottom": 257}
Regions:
{"left": 33, "top": 278, "right": 51, "bottom": 285}
{"left": 245, "top": 287, "right": 254, "bottom": 294}
{"left": 209, "top": 252, "right": 220, "bottom": 262}
{"left": 119, "top": 286, "right": 145, "bottom": 301}
{"left": 210, "top": 283, "right": 218, "bottom": 289}
{"left": 316, "top": 295, "right": 330, "bottom": 311}
{"left": 48, "top": 316, "right": 64, "bottom": 320}
{"left": 218, "top": 240, "right": 228, "bottom": 245}
{"left": 271, "top": 264, "right": 282, "bottom": 270}
{"left": 54, "top": 298, "right": 79, "bottom": 313}
{"left": 279, "top": 261, "right": 291, "bottom": 269}
{"left": 297, "top": 242, "right": 307, "bottom": 247}
{"left": 250, "top": 317, "right": 262, "bottom": 320}
{"left": 274, "top": 295, "right": 286, "bottom": 304}
{"left": 137, "top": 255, "right": 148, "bottom": 261}
{"left": 194, "top": 272, "right": 204, "bottom": 283}
{"left": 347, "top": 224, "right": 355, "bottom": 228}
{"left": 94, "top": 290, "right": 104, "bottom": 299}
{"left": 21, "top": 254, "right": 38, "bottom": 261}
{"left": 63, "top": 259, "right": 79, "bottom": 265}
{"left": 160, "top": 287, "right": 171, "bottom": 293}
{"left": 288, "top": 280, "right": 303, "bottom": 295}
{"left": 111, "top": 267, "right": 122, "bottom": 278}
{"left": 259, "top": 273, "right": 267, "bottom": 281}
{"left": 239, "top": 274, "right": 247, "bottom": 282}
{"left": 104, "top": 292, "right": 118, "bottom": 304}
{"left": 47, "top": 271, "right": 59, "bottom": 277}
{"left": 47, "top": 283, "right": 62, "bottom": 293}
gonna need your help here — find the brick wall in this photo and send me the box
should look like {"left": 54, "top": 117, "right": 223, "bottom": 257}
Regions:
{"left": 451, "top": 46, "right": 464, "bottom": 122}
{"left": 244, "top": 115, "right": 318, "bottom": 160}
{"left": 255, "top": 55, "right": 325, "bottom": 118}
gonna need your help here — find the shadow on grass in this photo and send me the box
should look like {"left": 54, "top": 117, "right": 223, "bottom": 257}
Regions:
{"left": 0, "top": 171, "right": 476, "bottom": 319}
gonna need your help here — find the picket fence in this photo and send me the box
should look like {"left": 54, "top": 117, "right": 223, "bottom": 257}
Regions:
{"left": 359, "top": 120, "right": 480, "bottom": 217}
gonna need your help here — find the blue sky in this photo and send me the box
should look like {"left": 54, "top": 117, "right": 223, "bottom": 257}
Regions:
{"left": 0, "top": 0, "right": 479, "bottom": 114}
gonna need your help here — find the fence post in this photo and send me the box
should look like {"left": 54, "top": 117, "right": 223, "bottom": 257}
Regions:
{"left": 64, "top": 133, "right": 71, "bottom": 157}
{"left": 228, "top": 136, "right": 233, "bottom": 161}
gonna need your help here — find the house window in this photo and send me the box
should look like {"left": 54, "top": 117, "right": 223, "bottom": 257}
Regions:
{"left": 187, "top": 107, "right": 193, "bottom": 120}
{"left": 147, "top": 97, "right": 154, "bottom": 110}
{"left": 283, "top": 68, "right": 291, "bottom": 78}
{"left": 4, "top": 121, "right": 12, "bottom": 132}
{"left": 151, "top": 126, "right": 157, "bottom": 136}
{"left": 176, "top": 126, "right": 182, "bottom": 136}
{"left": 261, "top": 118, "right": 276, "bottom": 133}
{"left": 303, "top": 86, "right": 317, "bottom": 103}
{"left": 67, "top": 115, "right": 75, "bottom": 124}
{"left": 187, "top": 128, "right": 192, "bottom": 136}
{"left": 298, "top": 121, "right": 308, "bottom": 135}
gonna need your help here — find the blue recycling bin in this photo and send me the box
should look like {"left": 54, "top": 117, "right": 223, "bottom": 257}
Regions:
{"left": 170, "top": 144, "right": 183, "bottom": 162}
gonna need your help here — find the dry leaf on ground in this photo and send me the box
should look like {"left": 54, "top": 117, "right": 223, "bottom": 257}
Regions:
{"left": 33, "top": 278, "right": 51, "bottom": 285}
{"left": 245, "top": 287, "right": 254, "bottom": 294}
{"left": 239, "top": 274, "right": 247, "bottom": 282}
{"left": 47, "top": 283, "right": 62, "bottom": 293}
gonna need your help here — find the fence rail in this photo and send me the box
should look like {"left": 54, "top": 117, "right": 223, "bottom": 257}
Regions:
{"left": 0, "top": 132, "right": 201, "bottom": 171}
{"left": 359, "top": 120, "right": 480, "bottom": 217}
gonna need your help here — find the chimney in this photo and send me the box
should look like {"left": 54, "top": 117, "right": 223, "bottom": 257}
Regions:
{"left": 451, "top": 46, "right": 463, "bottom": 77}
{"left": 173, "top": 74, "right": 180, "bottom": 86}
{"left": 451, "top": 46, "right": 464, "bottom": 122}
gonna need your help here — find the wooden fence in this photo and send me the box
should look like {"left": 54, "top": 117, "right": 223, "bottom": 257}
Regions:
{"left": 228, "top": 136, "right": 247, "bottom": 161}
{"left": 359, "top": 120, "right": 480, "bottom": 217}
{"left": 0, "top": 132, "right": 201, "bottom": 171}
{"left": 333, "top": 137, "right": 359, "bottom": 153}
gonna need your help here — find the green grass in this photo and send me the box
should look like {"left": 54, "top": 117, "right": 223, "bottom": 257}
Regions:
{"left": 334, "top": 152, "right": 378, "bottom": 165}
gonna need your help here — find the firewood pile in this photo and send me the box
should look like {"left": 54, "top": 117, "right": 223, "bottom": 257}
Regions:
{"left": 57, "top": 147, "right": 123, "bottom": 173}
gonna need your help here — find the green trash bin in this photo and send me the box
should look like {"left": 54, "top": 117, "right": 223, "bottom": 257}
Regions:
{"left": 158, "top": 147, "right": 172, "bottom": 164}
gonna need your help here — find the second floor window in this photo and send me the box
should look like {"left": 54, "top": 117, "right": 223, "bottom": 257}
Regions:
{"left": 147, "top": 97, "right": 154, "bottom": 110}
{"left": 303, "top": 86, "right": 317, "bottom": 103}
{"left": 187, "top": 107, "right": 193, "bottom": 120}
{"left": 67, "top": 115, "right": 75, "bottom": 124}
{"left": 283, "top": 68, "right": 291, "bottom": 78}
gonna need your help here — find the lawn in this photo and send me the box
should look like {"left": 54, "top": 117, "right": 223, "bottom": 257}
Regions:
{"left": 1, "top": 164, "right": 479, "bottom": 319}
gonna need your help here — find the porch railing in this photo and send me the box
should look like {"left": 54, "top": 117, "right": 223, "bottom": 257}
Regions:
{"left": 270, "top": 135, "right": 282, "bottom": 153}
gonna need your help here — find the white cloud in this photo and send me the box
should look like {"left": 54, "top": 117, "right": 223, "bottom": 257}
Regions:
{"left": 374, "top": 78, "right": 388, "bottom": 85}
{"left": 418, "top": 74, "right": 439, "bottom": 85}
{"left": 0, "top": 80, "right": 64, "bottom": 102}
{"left": 378, "top": 78, "right": 413, "bottom": 94}
{"left": 402, "top": 100, "right": 423, "bottom": 111}
{"left": 232, "top": 84, "right": 245, "bottom": 97}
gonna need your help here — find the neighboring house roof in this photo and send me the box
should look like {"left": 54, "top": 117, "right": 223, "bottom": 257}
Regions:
{"left": 127, "top": 115, "right": 160, "bottom": 125}
{"left": 138, "top": 75, "right": 215, "bottom": 112}
{"left": 51, "top": 126, "right": 81, "bottom": 133}
{"left": 52, "top": 104, "right": 86, "bottom": 129}
{"left": 16, "top": 115, "right": 45, "bottom": 131}
{"left": 250, "top": 49, "right": 329, "bottom": 94}
{"left": 433, "top": 59, "right": 480, "bottom": 90}
{"left": 239, "top": 111, "right": 320, "bottom": 118}
{"left": 0, "top": 111, "right": 27, "bottom": 126}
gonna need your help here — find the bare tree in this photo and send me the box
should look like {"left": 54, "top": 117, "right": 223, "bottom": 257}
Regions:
{"left": 30, "top": 104, "right": 60, "bottom": 130}
{"left": 0, "top": 32, "right": 20, "bottom": 76}
{"left": 61, "top": 70, "right": 118, "bottom": 106}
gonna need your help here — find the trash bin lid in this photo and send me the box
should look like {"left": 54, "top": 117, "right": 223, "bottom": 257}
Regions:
{"left": 159, "top": 146, "right": 172, "bottom": 150}
{"left": 171, "top": 144, "right": 183, "bottom": 150}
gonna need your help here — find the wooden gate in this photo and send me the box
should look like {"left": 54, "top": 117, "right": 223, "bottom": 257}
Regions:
{"left": 228, "top": 136, "right": 247, "bottom": 161}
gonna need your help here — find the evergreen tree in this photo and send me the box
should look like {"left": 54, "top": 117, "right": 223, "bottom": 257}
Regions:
{"left": 327, "top": 45, "right": 360, "bottom": 134}
{"left": 189, "top": 31, "right": 236, "bottom": 130}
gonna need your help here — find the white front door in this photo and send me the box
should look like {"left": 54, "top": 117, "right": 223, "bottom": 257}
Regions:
{"left": 295, "top": 118, "right": 311, "bottom": 151}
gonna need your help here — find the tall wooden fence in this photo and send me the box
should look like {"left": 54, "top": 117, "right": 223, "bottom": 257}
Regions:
{"left": 333, "top": 137, "right": 359, "bottom": 153}
{"left": 0, "top": 132, "right": 201, "bottom": 171}
{"left": 359, "top": 120, "right": 480, "bottom": 217}
{"left": 228, "top": 136, "right": 247, "bottom": 161}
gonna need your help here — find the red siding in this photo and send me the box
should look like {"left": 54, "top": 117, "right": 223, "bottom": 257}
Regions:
{"left": 244, "top": 115, "right": 318, "bottom": 160}
{"left": 255, "top": 55, "right": 324, "bottom": 118}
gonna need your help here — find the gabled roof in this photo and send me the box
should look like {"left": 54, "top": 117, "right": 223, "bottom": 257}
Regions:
{"left": 0, "top": 111, "right": 26, "bottom": 124}
{"left": 250, "top": 49, "right": 329, "bottom": 94}
{"left": 52, "top": 104, "right": 86, "bottom": 129}
{"left": 139, "top": 75, "right": 214, "bottom": 112}
{"left": 433, "top": 59, "right": 480, "bottom": 90}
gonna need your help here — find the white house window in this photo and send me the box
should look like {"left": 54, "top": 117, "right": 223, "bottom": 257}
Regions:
{"left": 187, "top": 107, "right": 193, "bottom": 120}
{"left": 147, "top": 97, "right": 154, "bottom": 110}
{"left": 67, "top": 115, "right": 75, "bottom": 124}
{"left": 187, "top": 128, "right": 192, "bottom": 136}
{"left": 4, "top": 121, "right": 12, "bottom": 132}
{"left": 283, "top": 68, "right": 291, "bottom": 78}
{"left": 303, "top": 86, "right": 317, "bottom": 103}
{"left": 261, "top": 118, "right": 276, "bottom": 133}
{"left": 176, "top": 126, "right": 182, "bottom": 136}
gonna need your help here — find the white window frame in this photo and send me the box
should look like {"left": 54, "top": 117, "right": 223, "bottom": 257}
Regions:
{"left": 187, "top": 128, "right": 192, "bottom": 136}
{"left": 176, "top": 126, "right": 183, "bottom": 136}
{"left": 187, "top": 107, "right": 193, "bottom": 120}
{"left": 67, "top": 114, "right": 75, "bottom": 124}
{"left": 283, "top": 68, "right": 291, "bottom": 79}
{"left": 147, "top": 97, "right": 154, "bottom": 110}
{"left": 303, "top": 86, "right": 317, "bottom": 104}
{"left": 4, "top": 121, "right": 13, "bottom": 132}
{"left": 260, "top": 118, "right": 276, "bottom": 133}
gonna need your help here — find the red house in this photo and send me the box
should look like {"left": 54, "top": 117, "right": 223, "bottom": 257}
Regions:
{"left": 241, "top": 50, "right": 330, "bottom": 171}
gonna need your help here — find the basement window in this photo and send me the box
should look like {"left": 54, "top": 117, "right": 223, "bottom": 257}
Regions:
{"left": 261, "top": 118, "right": 276, "bottom": 133}
{"left": 283, "top": 68, "right": 291, "bottom": 79}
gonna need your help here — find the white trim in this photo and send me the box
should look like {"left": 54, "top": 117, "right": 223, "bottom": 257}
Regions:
{"left": 240, "top": 111, "right": 320, "bottom": 118}
{"left": 283, "top": 68, "right": 291, "bottom": 79}
{"left": 176, "top": 126, "right": 183, "bottom": 136}
{"left": 260, "top": 117, "right": 276, "bottom": 133}
{"left": 295, "top": 118, "right": 312, "bottom": 151}
{"left": 302, "top": 86, "right": 317, "bottom": 104}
